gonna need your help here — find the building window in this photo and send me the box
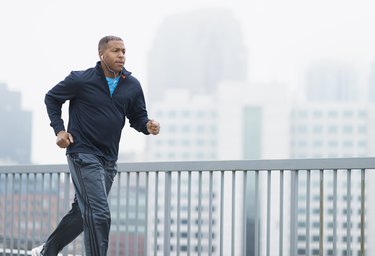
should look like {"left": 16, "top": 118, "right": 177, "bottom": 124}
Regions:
{"left": 298, "top": 141, "right": 308, "bottom": 147}
{"left": 328, "top": 126, "right": 338, "bottom": 134}
{"left": 328, "top": 111, "right": 338, "bottom": 118}
{"left": 313, "top": 125, "right": 323, "bottom": 133}
{"left": 343, "top": 111, "right": 353, "bottom": 118}
{"left": 182, "top": 125, "right": 190, "bottom": 132}
{"left": 343, "top": 141, "right": 353, "bottom": 147}
{"left": 358, "top": 110, "right": 367, "bottom": 118}
{"left": 298, "top": 111, "right": 308, "bottom": 118}
{"left": 313, "top": 140, "right": 323, "bottom": 147}
{"left": 358, "top": 126, "right": 367, "bottom": 134}
{"left": 313, "top": 111, "right": 323, "bottom": 118}
{"left": 182, "top": 111, "right": 190, "bottom": 118}
{"left": 358, "top": 141, "right": 366, "bottom": 148}
{"left": 196, "top": 125, "right": 205, "bottom": 132}
{"left": 196, "top": 111, "right": 205, "bottom": 118}
{"left": 328, "top": 141, "right": 338, "bottom": 147}
{"left": 297, "top": 125, "right": 308, "bottom": 133}
{"left": 343, "top": 126, "right": 353, "bottom": 134}
{"left": 168, "top": 125, "right": 177, "bottom": 132}
{"left": 169, "top": 111, "right": 176, "bottom": 117}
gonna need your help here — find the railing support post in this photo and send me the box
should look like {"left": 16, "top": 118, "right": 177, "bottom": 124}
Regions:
{"left": 290, "top": 170, "right": 298, "bottom": 256}
{"left": 164, "top": 171, "right": 172, "bottom": 256}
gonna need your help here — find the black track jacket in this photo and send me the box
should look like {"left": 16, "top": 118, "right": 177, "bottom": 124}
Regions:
{"left": 45, "top": 62, "right": 150, "bottom": 161}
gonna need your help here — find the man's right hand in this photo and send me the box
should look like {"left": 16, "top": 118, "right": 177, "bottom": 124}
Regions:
{"left": 56, "top": 130, "right": 74, "bottom": 148}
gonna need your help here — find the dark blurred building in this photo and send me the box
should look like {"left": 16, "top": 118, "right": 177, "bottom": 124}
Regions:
{"left": 147, "top": 8, "right": 248, "bottom": 102}
{"left": 0, "top": 83, "right": 32, "bottom": 164}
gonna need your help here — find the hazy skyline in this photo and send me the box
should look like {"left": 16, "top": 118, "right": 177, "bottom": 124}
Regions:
{"left": 1, "top": 0, "right": 375, "bottom": 164}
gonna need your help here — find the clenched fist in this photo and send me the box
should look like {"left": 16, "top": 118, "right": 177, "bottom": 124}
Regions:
{"left": 146, "top": 120, "right": 160, "bottom": 135}
{"left": 56, "top": 130, "right": 74, "bottom": 148}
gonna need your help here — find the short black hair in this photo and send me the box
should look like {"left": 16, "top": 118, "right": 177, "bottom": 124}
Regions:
{"left": 98, "top": 35, "right": 123, "bottom": 52}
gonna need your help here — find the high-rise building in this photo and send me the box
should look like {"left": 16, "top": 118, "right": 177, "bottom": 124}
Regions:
{"left": 305, "top": 62, "right": 358, "bottom": 102}
{"left": 146, "top": 9, "right": 249, "bottom": 252}
{"left": 147, "top": 8, "right": 248, "bottom": 102}
{"left": 0, "top": 83, "right": 32, "bottom": 164}
{"left": 368, "top": 61, "right": 375, "bottom": 102}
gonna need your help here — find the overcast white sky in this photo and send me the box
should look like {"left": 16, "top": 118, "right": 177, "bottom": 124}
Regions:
{"left": 1, "top": 0, "right": 375, "bottom": 164}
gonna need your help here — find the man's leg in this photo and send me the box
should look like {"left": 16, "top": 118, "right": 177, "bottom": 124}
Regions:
{"left": 41, "top": 196, "right": 83, "bottom": 255}
{"left": 67, "top": 153, "right": 117, "bottom": 256}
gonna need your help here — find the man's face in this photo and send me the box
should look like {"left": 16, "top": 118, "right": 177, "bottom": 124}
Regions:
{"left": 101, "top": 40, "right": 126, "bottom": 73}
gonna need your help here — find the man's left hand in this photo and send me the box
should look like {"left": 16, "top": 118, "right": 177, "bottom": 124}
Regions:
{"left": 147, "top": 120, "right": 160, "bottom": 135}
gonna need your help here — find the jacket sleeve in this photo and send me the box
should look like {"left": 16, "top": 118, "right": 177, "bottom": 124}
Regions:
{"left": 127, "top": 86, "right": 150, "bottom": 135}
{"left": 44, "top": 71, "right": 78, "bottom": 135}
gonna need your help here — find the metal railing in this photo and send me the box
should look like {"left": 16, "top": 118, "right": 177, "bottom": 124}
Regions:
{"left": 0, "top": 157, "right": 373, "bottom": 256}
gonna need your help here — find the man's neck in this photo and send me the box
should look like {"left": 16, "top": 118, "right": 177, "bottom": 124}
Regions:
{"left": 100, "top": 61, "right": 119, "bottom": 78}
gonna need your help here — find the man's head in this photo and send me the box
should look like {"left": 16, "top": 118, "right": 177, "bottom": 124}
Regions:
{"left": 98, "top": 35, "right": 126, "bottom": 76}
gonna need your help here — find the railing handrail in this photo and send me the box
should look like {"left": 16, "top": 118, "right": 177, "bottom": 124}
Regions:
{"left": 1, "top": 157, "right": 375, "bottom": 174}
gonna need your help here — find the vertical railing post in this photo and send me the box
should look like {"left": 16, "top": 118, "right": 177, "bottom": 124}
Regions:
{"left": 115, "top": 172, "right": 121, "bottom": 256}
{"left": 4, "top": 174, "right": 9, "bottom": 255}
{"left": 25, "top": 174, "right": 30, "bottom": 253}
{"left": 208, "top": 171, "right": 213, "bottom": 256}
{"left": 254, "top": 170, "right": 259, "bottom": 256}
{"left": 143, "top": 172, "right": 149, "bottom": 256}
{"left": 164, "top": 171, "right": 172, "bottom": 256}
{"left": 333, "top": 169, "right": 338, "bottom": 255}
{"left": 40, "top": 173, "right": 44, "bottom": 244}
{"left": 56, "top": 173, "right": 61, "bottom": 237}
{"left": 17, "top": 174, "right": 22, "bottom": 255}
{"left": 242, "top": 171, "right": 247, "bottom": 256}
{"left": 319, "top": 169, "right": 324, "bottom": 256}
{"left": 279, "top": 170, "right": 284, "bottom": 256}
{"left": 47, "top": 174, "right": 52, "bottom": 248}
{"left": 188, "top": 171, "right": 192, "bottom": 256}
{"left": 360, "top": 168, "right": 365, "bottom": 256}
{"left": 306, "top": 170, "right": 311, "bottom": 256}
{"left": 135, "top": 172, "right": 140, "bottom": 256}
{"left": 125, "top": 172, "right": 130, "bottom": 256}
{"left": 62, "top": 173, "right": 70, "bottom": 256}
{"left": 145, "top": 172, "right": 149, "bottom": 256}
{"left": 231, "top": 171, "right": 236, "bottom": 256}
{"left": 153, "top": 172, "right": 159, "bottom": 256}
{"left": 346, "top": 169, "right": 352, "bottom": 256}
{"left": 10, "top": 174, "right": 15, "bottom": 252}
{"left": 176, "top": 172, "right": 181, "bottom": 256}
{"left": 198, "top": 171, "right": 203, "bottom": 256}
{"left": 290, "top": 170, "right": 298, "bottom": 256}
{"left": 220, "top": 171, "right": 224, "bottom": 256}
{"left": 32, "top": 174, "right": 37, "bottom": 249}
{"left": 266, "top": 170, "right": 271, "bottom": 256}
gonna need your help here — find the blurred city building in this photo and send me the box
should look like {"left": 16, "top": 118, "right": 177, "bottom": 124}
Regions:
{"left": 147, "top": 8, "right": 248, "bottom": 102}
{"left": 305, "top": 61, "right": 358, "bottom": 102}
{"left": 145, "top": 8, "right": 250, "bottom": 255}
{"left": 0, "top": 83, "right": 32, "bottom": 164}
